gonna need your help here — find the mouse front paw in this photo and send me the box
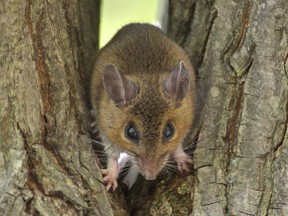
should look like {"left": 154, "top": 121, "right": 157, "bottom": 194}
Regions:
{"left": 176, "top": 155, "right": 192, "bottom": 172}
{"left": 101, "top": 169, "right": 118, "bottom": 191}
{"left": 173, "top": 152, "right": 192, "bottom": 172}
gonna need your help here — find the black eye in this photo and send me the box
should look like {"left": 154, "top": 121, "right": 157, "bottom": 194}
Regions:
{"left": 163, "top": 123, "right": 174, "bottom": 140}
{"left": 125, "top": 124, "right": 139, "bottom": 141}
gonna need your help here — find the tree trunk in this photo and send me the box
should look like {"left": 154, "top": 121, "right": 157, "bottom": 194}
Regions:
{"left": 168, "top": 0, "right": 287, "bottom": 215}
{"left": 0, "top": 0, "right": 123, "bottom": 215}
{"left": 124, "top": 0, "right": 288, "bottom": 215}
{"left": 1, "top": 0, "right": 287, "bottom": 216}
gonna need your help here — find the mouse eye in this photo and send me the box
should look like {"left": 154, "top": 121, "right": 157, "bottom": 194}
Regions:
{"left": 125, "top": 124, "right": 139, "bottom": 141}
{"left": 163, "top": 123, "right": 174, "bottom": 141}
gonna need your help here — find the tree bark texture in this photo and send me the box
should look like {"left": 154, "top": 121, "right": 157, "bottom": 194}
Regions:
{"left": 0, "top": 0, "right": 124, "bottom": 215}
{"left": 1, "top": 0, "right": 287, "bottom": 216}
{"left": 167, "top": 0, "right": 287, "bottom": 215}
{"left": 124, "top": 0, "right": 288, "bottom": 215}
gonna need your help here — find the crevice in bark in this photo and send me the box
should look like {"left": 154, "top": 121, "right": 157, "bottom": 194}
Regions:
{"left": 46, "top": 191, "right": 82, "bottom": 213}
{"left": 234, "top": 0, "right": 252, "bottom": 52}
{"left": 168, "top": 0, "right": 195, "bottom": 45}
{"left": 224, "top": 81, "right": 245, "bottom": 170}
{"left": 25, "top": 0, "right": 52, "bottom": 113}
{"left": 284, "top": 50, "right": 288, "bottom": 80}
{"left": 257, "top": 152, "right": 274, "bottom": 215}
{"left": 178, "top": 2, "right": 196, "bottom": 46}
{"left": 238, "top": 210, "right": 254, "bottom": 215}
{"left": 62, "top": 0, "right": 99, "bottom": 108}
{"left": 222, "top": 0, "right": 253, "bottom": 169}
{"left": 25, "top": 0, "right": 53, "bottom": 155}
{"left": 195, "top": 164, "right": 213, "bottom": 169}
{"left": 222, "top": 0, "right": 252, "bottom": 75}
{"left": 203, "top": 201, "right": 221, "bottom": 206}
{"left": 62, "top": 0, "right": 90, "bottom": 109}
{"left": 273, "top": 99, "right": 288, "bottom": 153}
{"left": 24, "top": 0, "right": 88, "bottom": 203}
{"left": 194, "top": 7, "right": 217, "bottom": 69}
{"left": 221, "top": 3, "right": 254, "bottom": 213}
{"left": 24, "top": 194, "right": 37, "bottom": 215}
{"left": 16, "top": 122, "right": 44, "bottom": 214}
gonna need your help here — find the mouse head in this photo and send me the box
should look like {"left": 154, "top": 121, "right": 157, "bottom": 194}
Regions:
{"left": 98, "top": 61, "right": 195, "bottom": 180}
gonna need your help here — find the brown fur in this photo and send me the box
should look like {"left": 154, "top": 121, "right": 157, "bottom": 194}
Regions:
{"left": 91, "top": 23, "right": 196, "bottom": 175}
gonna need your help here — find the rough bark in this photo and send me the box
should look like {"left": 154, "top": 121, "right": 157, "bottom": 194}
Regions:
{"left": 167, "top": 0, "right": 287, "bottom": 215}
{"left": 1, "top": 0, "right": 287, "bottom": 216}
{"left": 124, "top": 0, "right": 287, "bottom": 215}
{"left": 0, "top": 0, "right": 123, "bottom": 215}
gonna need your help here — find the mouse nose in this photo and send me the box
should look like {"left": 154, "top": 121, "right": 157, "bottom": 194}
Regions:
{"left": 143, "top": 170, "right": 157, "bottom": 180}
{"left": 138, "top": 157, "right": 159, "bottom": 180}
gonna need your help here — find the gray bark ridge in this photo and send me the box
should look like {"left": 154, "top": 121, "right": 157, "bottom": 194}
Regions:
{"left": 189, "top": 0, "right": 288, "bottom": 215}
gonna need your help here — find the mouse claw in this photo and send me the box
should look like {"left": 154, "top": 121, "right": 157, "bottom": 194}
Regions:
{"left": 104, "top": 180, "right": 118, "bottom": 191}
{"left": 101, "top": 169, "right": 118, "bottom": 191}
{"left": 176, "top": 156, "right": 192, "bottom": 172}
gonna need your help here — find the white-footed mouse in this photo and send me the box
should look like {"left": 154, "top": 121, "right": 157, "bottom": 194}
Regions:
{"left": 90, "top": 23, "right": 196, "bottom": 191}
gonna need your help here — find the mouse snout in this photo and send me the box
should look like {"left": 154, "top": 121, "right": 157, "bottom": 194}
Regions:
{"left": 143, "top": 170, "right": 157, "bottom": 180}
{"left": 137, "top": 157, "right": 161, "bottom": 180}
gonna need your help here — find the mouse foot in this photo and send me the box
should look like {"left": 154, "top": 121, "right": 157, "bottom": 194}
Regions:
{"left": 101, "top": 169, "right": 118, "bottom": 191}
{"left": 172, "top": 147, "right": 192, "bottom": 172}
{"left": 175, "top": 154, "right": 192, "bottom": 172}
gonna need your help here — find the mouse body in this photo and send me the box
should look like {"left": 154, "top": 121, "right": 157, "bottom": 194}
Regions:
{"left": 90, "top": 23, "right": 196, "bottom": 190}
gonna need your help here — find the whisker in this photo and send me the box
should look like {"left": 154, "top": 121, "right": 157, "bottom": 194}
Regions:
{"left": 164, "top": 167, "right": 178, "bottom": 174}
{"left": 162, "top": 167, "right": 177, "bottom": 178}
{"left": 92, "top": 149, "right": 106, "bottom": 154}
{"left": 176, "top": 147, "right": 217, "bottom": 157}
{"left": 164, "top": 161, "right": 179, "bottom": 173}
{"left": 79, "top": 135, "right": 107, "bottom": 146}
{"left": 123, "top": 151, "right": 136, "bottom": 157}
{"left": 121, "top": 166, "right": 132, "bottom": 172}
{"left": 162, "top": 168, "right": 172, "bottom": 178}
{"left": 91, "top": 140, "right": 106, "bottom": 146}
{"left": 92, "top": 154, "right": 106, "bottom": 159}
{"left": 119, "top": 166, "right": 132, "bottom": 178}
{"left": 182, "top": 122, "right": 222, "bottom": 151}
{"left": 183, "top": 135, "right": 214, "bottom": 151}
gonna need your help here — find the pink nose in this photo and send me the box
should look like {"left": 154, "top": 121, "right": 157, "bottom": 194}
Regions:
{"left": 143, "top": 170, "right": 157, "bottom": 180}
{"left": 138, "top": 157, "right": 159, "bottom": 180}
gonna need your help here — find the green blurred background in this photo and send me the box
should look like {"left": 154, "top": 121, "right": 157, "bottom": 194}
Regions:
{"left": 100, "top": 0, "right": 158, "bottom": 47}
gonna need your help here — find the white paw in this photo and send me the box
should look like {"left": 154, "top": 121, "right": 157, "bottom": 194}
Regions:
{"left": 174, "top": 153, "right": 192, "bottom": 172}
{"left": 101, "top": 169, "right": 118, "bottom": 191}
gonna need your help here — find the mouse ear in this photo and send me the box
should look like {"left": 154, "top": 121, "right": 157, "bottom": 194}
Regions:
{"left": 103, "top": 64, "right": 137, "bottom": 106}
{"left": 163, "top": 61, "right": 190, "bottom": 101}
